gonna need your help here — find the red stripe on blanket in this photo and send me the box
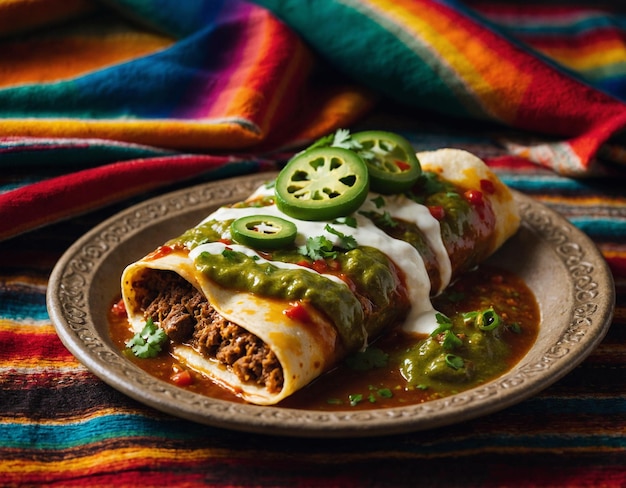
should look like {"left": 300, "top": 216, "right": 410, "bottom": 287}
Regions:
{"left": 0, "top": 154, "right": 255, "bottom": 241}
{"left": 0, "top": 329, "right": 75, "bottom": 362}
{"left": 430, "top": 1, "right": 626, "bottom": 144}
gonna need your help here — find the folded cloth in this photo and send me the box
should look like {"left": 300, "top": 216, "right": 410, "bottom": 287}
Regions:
{"left": 2, "top": 0, "right": 626, "bottom": 241}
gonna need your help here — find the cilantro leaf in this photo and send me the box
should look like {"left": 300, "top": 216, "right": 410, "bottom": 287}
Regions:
{"left": 441, "top": 329, "right": 463, "bottom": 350}
{"left": 371, "top": 195, "right": 386, "bottom": 208}
{"left": 377, "top": 388, "right": 393, "bottom": 399}
{"left": 360, "top": 208, "right": 398, "bottom": 229}
{"left": 332, "top": 216, "right": 357, "bottom": 228}
{"left": 307, "top": 133, "right": 335, "bottom": 150}
{"left": 324, "top": 224, "right": 358, "bottom": 250}
{"left": 356, "top": 148, "right": 377, "bottom": 163}
{"left": 430, "top": 312, "right": 453, "bottom": 337}
{"left": 332, "top": 129, "right": 362, "bottom": 150}
{"left": 126, "top": 318, "right": 168, "bottom": 359}
{"left": 221, "top": 248, "right": 238, "bottom": 259}
{"left": 380, "top": 211, "right": 397, "bottom": 228}
{"left": 306, "top": 128, "right": 363, "bottom": 152}
{"left": 349, "top": 393, "right": 364, "bottom": 406}
{"left": 298, "top": 235, "right": 337, "bottom": 260}
{"left": 445, "top": 354, "right": 465, "bottom": 370}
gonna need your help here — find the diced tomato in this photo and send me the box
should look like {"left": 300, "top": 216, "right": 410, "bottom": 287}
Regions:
{"left": 284, "top": 302, "right": 311, "bottom": 324}
{"left": 171, "top": 370, "right": 193, "bottom": 387}
{"left": 219, "top": 238, "right": 232, "bottom": 245}
{"left": 480, "top": 179, "right": 496, "bottom": 194}
{"left": 464, "top": 189, "right": 484, "bottom": 205}
{"left": 296, "top": 259, "right": 312, "bottom": 269}
{"left": 312, "top": 259, "right": 328, "bottom": 273}
{"left": 147, "top": 245, "right": 173, "bottom": 261}
{"left": 111, "top": 298, "right": 126, "bottom": 317}
{"left": 395, "top": 160, "right": 411, "bottom": 171}
{"left": 428, "top": 205, "right": 445, "bottom": 220}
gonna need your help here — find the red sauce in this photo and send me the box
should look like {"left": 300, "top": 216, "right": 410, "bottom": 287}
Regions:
{"left": 109, "top": 266, "right": 539, "bottom": 410}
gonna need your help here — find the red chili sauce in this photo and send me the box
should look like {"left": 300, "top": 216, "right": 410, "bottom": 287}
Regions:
{"left": 109, "top": 266, "right": 539, "bottom": 410}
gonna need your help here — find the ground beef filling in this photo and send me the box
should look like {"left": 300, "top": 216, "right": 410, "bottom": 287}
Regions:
{"left": 135, "top": 270, "right": 284, "bottom": 393}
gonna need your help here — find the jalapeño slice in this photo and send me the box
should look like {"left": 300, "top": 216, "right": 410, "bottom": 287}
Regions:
{"left": 231, "top": 215, "right": 297, "bottom": 249}
{"left": 275, "top": 147, "right": 369, "bottom": 221}
{"left": 351, "top": 130, "right": 421, "bottom": 194}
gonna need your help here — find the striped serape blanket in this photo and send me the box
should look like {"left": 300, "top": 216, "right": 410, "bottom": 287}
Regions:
{"left": 1, "top": 0, "right": 626, "bottom": 486}
{"left": 2, "top": 0, "right": 626, "bottom": 240}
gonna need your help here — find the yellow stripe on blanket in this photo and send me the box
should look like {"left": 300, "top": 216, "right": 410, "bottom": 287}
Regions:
{"left": 0, "top": 12, "right": 173, "bottom": 87}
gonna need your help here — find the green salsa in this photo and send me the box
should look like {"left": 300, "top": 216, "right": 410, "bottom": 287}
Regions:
{"left": 194, "top": 249, "right": 363, "bottom": 350}
{"left": 278, "top": 266, "right": 539, "bottom": 410}
{"left": 398, "top": 310, "right": 513, "bottom": 389}
{"left": 193, "top": 245, "right": 406, "bottom": 351}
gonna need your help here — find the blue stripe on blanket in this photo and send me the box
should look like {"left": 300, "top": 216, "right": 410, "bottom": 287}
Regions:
{"left": 0, "top": 288, "right": 48, "bottom": 322}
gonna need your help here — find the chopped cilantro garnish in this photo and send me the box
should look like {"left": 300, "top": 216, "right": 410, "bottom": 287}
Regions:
{"left": 377, "top": 388, "right": 393, "bottom": 399}
{"left": 371, "top": 195, "right": 386, "bottom": 208}
{"left": 445, "top": 354, "right": 464, "bottom": 370}
{"left": 307, "top": 128, "right": 363, "bottom": 152}
{"left": 430, "top": 312, "right": 453, "bottom": 337}
{"left": 380, "top": 211, "right": 397, "bottom": 228}
{"left": 298, "top": 225, "right": 358, "bottom": 260}
{"left": 359, "top": 209, "right": 398, "bottom": 228}
{"left": 221, "top": 248, "right": 238, "bottom": 259}
{"left": 325, "top": 224, "right": 358, "bottom": 250}
{"left": 126, "top": 318, "right": 168, "bottom": 359}
{"left": 333, "top": 216, "right": 357, "bottom": 228}
{"left": 349, "top": 393, "right": 364, "bottom": 406}
{"left": 332, "top": 129, "right": 362, "bottom": 150}
{"left": 441, "top": 330, "right": 463, "bottom": 350}
{"left": 298, "top": 235, "right": 337, "bottom": 260}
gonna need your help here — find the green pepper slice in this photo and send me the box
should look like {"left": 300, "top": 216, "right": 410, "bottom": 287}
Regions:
{"left": 275, "top": 147, "right": 369, "bottom": 221}
{"left": 230, "top": 215, "right": 297, "bottom": 249}
{"left": 351, "top": 130, "right": 421, "bottom": 194}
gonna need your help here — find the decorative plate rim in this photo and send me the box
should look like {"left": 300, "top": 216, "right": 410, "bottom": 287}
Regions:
{"left": 47, "top": 172, "right": 615, "bottom": 438}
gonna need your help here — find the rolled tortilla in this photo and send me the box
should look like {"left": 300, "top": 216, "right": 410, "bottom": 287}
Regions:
{"left": 121, "top": 148, "right": 519, "bottom": 405}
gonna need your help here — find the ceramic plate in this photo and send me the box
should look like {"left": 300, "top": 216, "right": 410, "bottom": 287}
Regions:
{"left": 47, "top": 173, "right": 615, "bottom": 437}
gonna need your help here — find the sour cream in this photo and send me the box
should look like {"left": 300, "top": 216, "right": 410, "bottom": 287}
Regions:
{"left": 194, "top": 183, "right": 451, "bottom": 335}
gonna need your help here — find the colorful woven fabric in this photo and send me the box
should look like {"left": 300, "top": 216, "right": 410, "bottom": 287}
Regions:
{"left": 2, "top": 0, "right": 626, "bottom": 485}
{"left": 2, "top": 0, "right": 626, "bottom": 241}
{"left": 2, "top": 121, "right": 625, "bottom": 486}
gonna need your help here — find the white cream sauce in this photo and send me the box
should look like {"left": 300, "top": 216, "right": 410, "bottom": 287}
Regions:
{"left": 191, "top": 184, "right": 452, "bottom": 335}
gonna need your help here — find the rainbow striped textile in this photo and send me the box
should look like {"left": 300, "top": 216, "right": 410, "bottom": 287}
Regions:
{"left": 2, "top": 0, "right": 626, "bottom": 240}
{"left": 1, "top": 1, "right": 626, "bottom": 485}
{"left": 1, "top": 121, "right": 625, "bottom": 487}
